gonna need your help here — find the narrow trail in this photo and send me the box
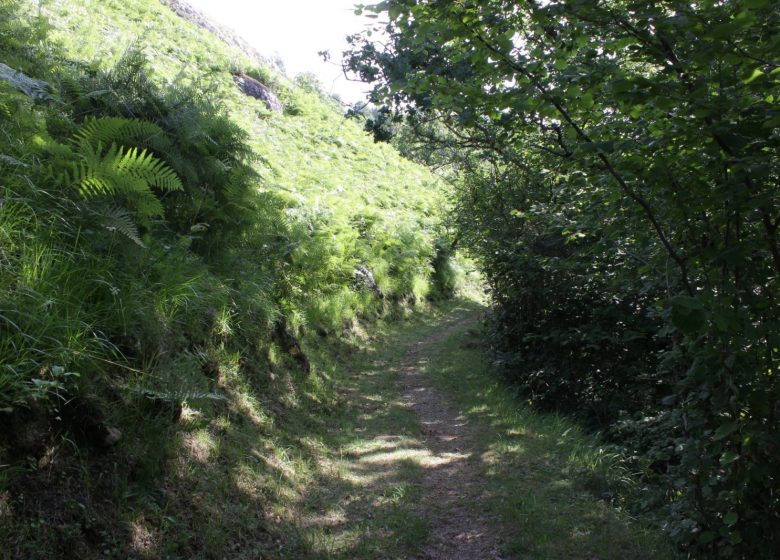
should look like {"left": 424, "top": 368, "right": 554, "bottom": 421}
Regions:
{"left": 398, "top": 313, "right": 505, "bottom": 559}
{"left": 298, "top": 307, "right": 668, "bottom": 559}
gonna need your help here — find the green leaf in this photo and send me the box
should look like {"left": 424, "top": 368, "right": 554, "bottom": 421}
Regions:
{"left": 764, "top": 114, "right": 780, "bottom": 128}
{"left": 496, "top": 31, "right": 514, "bottom": 53}
{"left": 699, "top": 531, "right": 716, "bottom": 544}
{"left": 724, "top": 511, "right": 739, "bottom": 526}
{"left": 713, "top": 421, "right": 739, "bottom": 440}
{"left": 743, "top": 67, "right": 764, "bottom": 84}
{"left": 670, "top": 296, "right": 706, "bottom": 334}
{"left": 707, "top": 23, "right": 736, "bottom": 39}
{"left": 581, "top": 93, "right": 594, "bottom": 109}
{"left": 721, "top": 450, "right": 740, "bottom": 465}
{"left": 596, "top": 141, "right": 615, "bottom": 153}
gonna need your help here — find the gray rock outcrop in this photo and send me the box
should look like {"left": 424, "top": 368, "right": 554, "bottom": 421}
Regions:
{"left": 159, "top": 0, "right": 281, "bottom": 74}
{"left": 233, "top": 73, "right": 282, "bottom": 112}
{"left": 354, "top": 265, "right": 385, "bottom": 299}
{"left": 0, "top": 63, "right": 51, "bottom": 99}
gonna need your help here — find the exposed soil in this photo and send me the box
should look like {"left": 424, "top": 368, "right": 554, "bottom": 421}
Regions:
{"left": 398, "top": 313, "right": 505, "bottom": 560}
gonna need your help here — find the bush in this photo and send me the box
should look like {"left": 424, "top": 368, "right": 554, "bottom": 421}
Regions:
{"left": 347, "top": 0, "right": 780, "bottom": 555}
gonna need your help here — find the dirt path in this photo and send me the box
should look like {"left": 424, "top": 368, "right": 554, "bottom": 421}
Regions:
{"left": 298, "top": 309, "right": 507, "bottom": 558}
{"left": 298, "top": 307, "right": 669, "bottom": 559}
{"left": 398, "top": 313, "right": 505, "bottom": 560}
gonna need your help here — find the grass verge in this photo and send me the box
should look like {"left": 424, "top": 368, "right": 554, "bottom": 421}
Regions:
{"left": 0, "top": 302, "right": 462, "bottom": 559}
{"left": 417, "top": 314, "right": 676, "bottom": 559}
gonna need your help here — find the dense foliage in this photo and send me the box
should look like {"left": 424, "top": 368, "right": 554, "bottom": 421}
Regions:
{"left": 346, "top": 0, "right": 780, "bottom": 556}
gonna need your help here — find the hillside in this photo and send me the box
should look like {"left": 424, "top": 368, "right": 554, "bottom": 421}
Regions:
{"left": 0, "top": 0, "right": 466, "bottom": 557}
{"left": 33, "top": 0, "right": 449, "bottom": 313}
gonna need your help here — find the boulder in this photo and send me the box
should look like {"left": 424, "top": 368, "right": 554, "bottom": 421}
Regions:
{"left": 0, "top": 63, "right": 52, "bottom": 99}
{"left": 354, "top": 264, "right": 384, "bottom": 299}
{"left": 233, "top": 74, "right": 282, "bottom": 113}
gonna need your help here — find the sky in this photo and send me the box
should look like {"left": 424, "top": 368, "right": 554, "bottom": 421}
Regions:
{"left": 183, "top": 0, "right": 377, "bottom": 104}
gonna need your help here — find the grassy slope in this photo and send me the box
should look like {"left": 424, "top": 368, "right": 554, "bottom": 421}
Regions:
{"left": 35, "top": 0, "right": 442, "bottom": 232}
{"left": 36, "top": 0, "right": 446, "bottom": 315}
{"left": 1, "top": 302, "right": 435, "bottom": 559}
{"left": 1, "top": 0, "right": 456, "bottom": 557}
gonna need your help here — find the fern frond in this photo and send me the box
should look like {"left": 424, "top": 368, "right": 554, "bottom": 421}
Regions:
{"left": 57, "top": 73, "right": 86, "bottom": 102}
{"left": 118, "top": 147, "right": 183, "bottom": 192}
{"left": 73, "top": 116, "right": 166, "bottom": 149}
{"left": 96, "top": 205, "right": 145, "bottom": 247}
{"left": 71, "top": 141, "right": 121, "bottom": 196}
{"left": 69, "top": 140, "right": 182, "bottom": 221}
{"left": 78, "top": 174, "right": 115, "bottom": 197}
{"left": 222, "top": 166, "right": 246, "bottom": 199}
{"left": 131, "top": 190, "right": 164, "bottom": 221}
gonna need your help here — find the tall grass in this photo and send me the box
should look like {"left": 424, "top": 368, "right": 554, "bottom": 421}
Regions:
{"left": 0, "top": 0, "right": 466, "bottom": 462}
{"left": 0, "top": 4, "right": 482, "bottom": 556}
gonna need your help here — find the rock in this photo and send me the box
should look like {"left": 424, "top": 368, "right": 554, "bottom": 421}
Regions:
{"left": 0, "top": 63, "right": 52, "bottom": 100}
{"left": 353, "top": 264, "right": 384, "bottom": 299}
{"left": 233, "top": 74, "right": 282, "bottom": 112}
{"left": 160, "top": 0, "right": 280, "bottom": 73}
{"left": 103, "top": 426, "right": 122, "bottom": 446}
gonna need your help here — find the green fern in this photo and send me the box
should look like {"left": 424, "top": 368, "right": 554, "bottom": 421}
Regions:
{"left": 69, "top": 139, "right": 183, "bottom": 222}
{"left": 73, "top": 116, "right": 167, "bottom": 149}
{"left": 95, "top": 205, "right": 145, "bottom": 247}
{"left": 57, "top": 71, "right": 111, "bottom": 105}
{"left": 57, "top": 72, "right": 89, "bottom": 108}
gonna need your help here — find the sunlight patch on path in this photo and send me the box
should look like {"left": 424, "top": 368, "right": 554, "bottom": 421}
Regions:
{"left": 359, "top": 447, "right": 469, "bottom": 468}
{"left": 398, "top": 311, "right": 507, "bottom": 560}
{"left": 292, "top": 307, "right": 498, "bottom": 559}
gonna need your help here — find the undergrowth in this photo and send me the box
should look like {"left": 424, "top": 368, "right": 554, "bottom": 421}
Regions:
{"left": 0, "top": 0, "right": 473, "bottom": 557}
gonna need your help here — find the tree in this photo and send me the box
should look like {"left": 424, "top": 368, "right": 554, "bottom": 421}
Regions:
{"left": 345, "top": 0, "right": 780, "bottom": 555}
